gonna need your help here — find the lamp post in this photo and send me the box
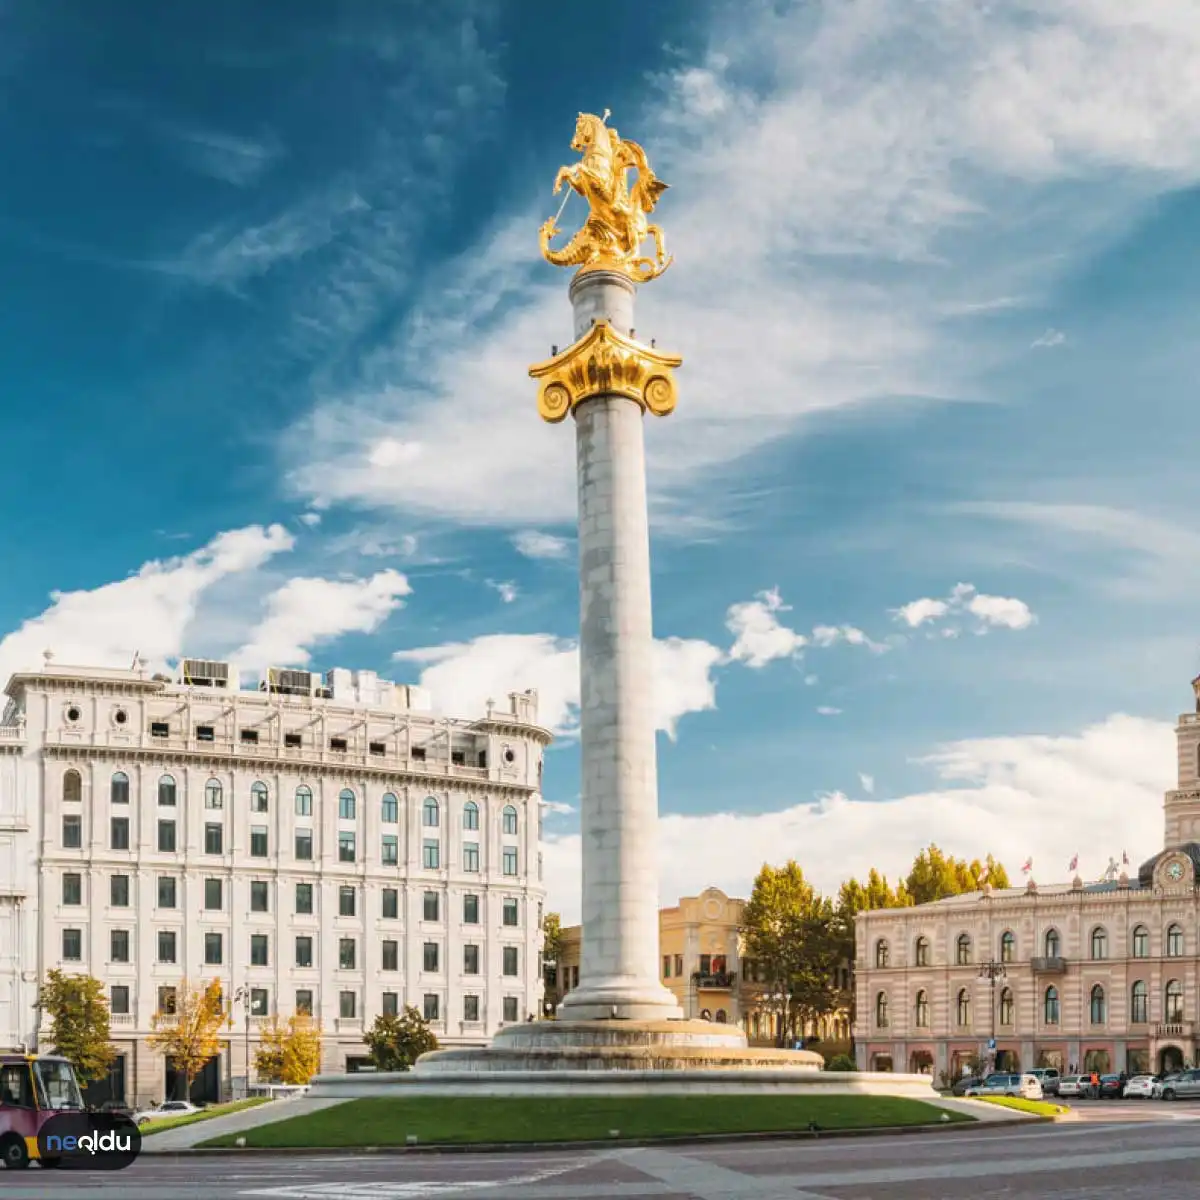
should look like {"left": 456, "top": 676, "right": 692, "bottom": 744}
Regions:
{"left": 233, "top": 985, "right": 251, "bottom": 1099}
{"left": 978, "top": 959, "right": 1006, "bottom": 1071}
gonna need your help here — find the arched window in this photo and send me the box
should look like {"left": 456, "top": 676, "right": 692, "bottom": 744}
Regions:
{"left": 111, "top": 771, "right": 129, "bottom": 804}
{"left": 158, "top": 774, "right": 176, "bottom": 807}
{"left": 1089, "top": 984, "right": 1106, "bottom": 1025}
{"left": 502, "top": 805, "right": 518, "bottom": 835}
{"left": 956, "top": 988, "right": 971, "bottom": 1027}
{"left": 423, "top": 797, "right": 440, "bottom": 827}
{"left": 463, "top": 801, "right": 479, "bottom": 831}
{"left": 874, "top": 992, "right": 889, "bottom": 1028}
{"left": 999, "top": 987, "right": 1014, "bottom": 1026}
{"left": 914, "top": 936, "right": 930, "bottom": 967}
{"left": 62, "top": 770, "right": 81, "bottom": 804}
{"left": 1044, "top": 986, "right": 1059, "bottom": 1024}
{"left": 715, "top": 1009, "right": 728, "bottom": 1023}
{"left": 1131, "top": 980, "right": 1148, "bottom": 1024}
{"left": 205, "top": 778, "right": 223, "bottom": 809}
{"left": 295, "top": 785, "right": 313, "bottom": 816}
{"left": 250, "top": 781, "right": 269, "bottom": 813}
{"left": 1090, "top": 926, "right": 1108, "bottom": 960}
{"left": 381, "top": 793, "right": 398, "bottom": 824}
{"left": 1132, "top": 925, "right": 1149, "bottom": 958}
{"left": 875, "top": 939, "right": 889, "bottom": 968}
{"left": 1167, "top": 923, "right": 1184, "bottom": 957}
{"left": 338, "top": 788, "right": 356, "bottom": 821}
{"left": 1000, "top": 931, "right": 1015, "bottom": 963}
{"left": 1044, "top": 928, "right": 1060, "bottom": 958}
{"left": 914, "top": 990, "right": 929, "bottom": 1027}
{"left": 955, "top": 933, "right": 972, "bottom": 965}
{"left": 1166, "top": 979, "right": 1184, "bottom": 1023}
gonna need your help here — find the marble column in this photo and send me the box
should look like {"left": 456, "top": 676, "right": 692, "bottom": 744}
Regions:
{"left": 557, "top": 269, "right": 682, "bottom": 1022}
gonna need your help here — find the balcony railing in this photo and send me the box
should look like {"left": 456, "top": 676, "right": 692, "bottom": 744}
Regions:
{"left": 1030, "top": 956, "right": 1067, "bottom": 973}
{"left": 1157, "top": 1021, "right": 1194, "bottom": 1038}
{"left": 693, "top": 972, "right": 737, "bottom": 989}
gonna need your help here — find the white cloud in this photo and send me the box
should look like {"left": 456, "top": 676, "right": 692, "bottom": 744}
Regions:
{"left": 817, "top": 706, "right": 843, "bottom": 716}
{"left": 0, "top": 525, "right": 294, "bottom": 686}
{"left": 298, "top": 512, "right": 322, "bottom": 527}
{"left": 512, "top": 530, "right": 572, "bottom": 560}
{"left": 964, "top": 590, "right": 1036, "bottom": 631}
{"left": 811, "top": 624, "right": 888, "bottom": 653}
{"left": 393, "top": 632, "right": 721, "bottom": 737}
{"left": 166, "top": 124, "right": 286, "bottom": 188}
{"left": 1031, "top": 327, "right": 1067, "bottom": 348}
{"left": 893, "top": 582, "right": 1035, "bottom": 634}
{"left": 541, "top": 799, "right": 576, "bottom": 816}
{"left": 486, "top": 580, "right": 518, "bottom": 604}
{"left": 237, "top": 570, "right": 411, "bottom": 669}
{"left": 543, "top": 713, "right": 1174, "bottom": 922}
{"left": 726, "top": 588, "right": 807, "bottom": 668}
{"left": 804, "top": 674, "right": 819, "bottom": 686}
{"left": 893, "top": 598, "right": 951, "bottom": 628}
{"left": 859, "top": 773, "right": 875, "bottom": 795}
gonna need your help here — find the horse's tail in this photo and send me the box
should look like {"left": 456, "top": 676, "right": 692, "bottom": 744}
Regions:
{"left": 539, "top": 218, "right": 592, "bottom": 267}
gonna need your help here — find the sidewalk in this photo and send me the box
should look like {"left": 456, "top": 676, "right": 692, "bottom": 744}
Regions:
{"left": 139, "top": 1096, "right": 348, "bottom": 1151}
{"left": 926, "top": 1096, "right": 1043, "bottom": 1122}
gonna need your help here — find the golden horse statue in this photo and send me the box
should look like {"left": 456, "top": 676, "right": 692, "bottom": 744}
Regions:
{"left": 539, "top": 112, "right": 673, "bottom": 282}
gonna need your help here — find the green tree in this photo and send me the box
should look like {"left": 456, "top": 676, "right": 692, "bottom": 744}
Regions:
{"left": 904, "top": 844, "right": 1010, "bottom": 904}
{"left": 542, "top": 912, "right": 563, "bottom": 970}
{"left": 38, "top": 970, "right": 117, "bottom": 1083}
{"left": 363, "top": 1006, "right": 438, "bottom": 1072}
{"left": 836, "top": 869, "right": 911, "bottom": 918}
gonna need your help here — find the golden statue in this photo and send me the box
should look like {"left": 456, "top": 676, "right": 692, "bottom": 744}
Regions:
{"left": 539, "top": 111, "right": 673, "bottom": 282}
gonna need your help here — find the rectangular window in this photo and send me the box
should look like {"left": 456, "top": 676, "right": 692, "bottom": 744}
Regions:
{"left": 330, "top": 737, "right": 348, "bottom": 753}
{"left": 423, "top": 891, "right": 440, "bottom": 922}
{"left": 295, "top": 830, "right": 313, "bottom": 860}
{"left": 204, "top": 823, "right": 223, "bottom": 855}
{"left": 157, "top": 930, "right": 177, "bottom": 964}
{"left": 370, "top": 742, "right": 386, "bottom": 758}
{"left": 110, "top": 929, "right": 129, "bottom": 963}
{"left": 62, "top": 873, "right": 82, "bottom": 905}
{"left": 503, "top": 996, "right": 519, "bottom": 1023}
{"left": 423, "top": 942, "right": 439, "bottom": 973}
{"left": 241, "top": 729, "right": 260, "bottom": 746}
{"left": 150, "top": 721, "right": 169, "bottom": 738}
{"left": 158, "top": 986, "right": 177, "bottom": 1015}
{"left": 339, "top": 991, "right": 356, "bottom": 1019}
{"left": 250, "top": 881, "right": 269, "bottom": 913}
{"left": 110, "top": 985, "right": 130, "bottom": 1015}
{"left": 295, "top": 883, "right": 313, "bottom": 915}
{"left": 338, "top": 832, "right": 356, "bottom": 863}
{"left": 463, "top": 994, "right": 480, "bottom": 1022}
{"left": 295, "top": 989, "right": 313, "bottom": 1015}
{"left": 463, "top": 842, "right": 480, "bottom": 873}
{"left": 157, "top": 820, "right": 176, "bottom": 853}
{"left": 284, "top": 732, "right": 302, "bottom": 749}
{"left": 381, "top": 834, "right": 398, "bottom": 865}
{"left": 195, "top": 725, "right": 215, "bottom": 742}
{"left": 382, "top": 991, "right": 398, "bottom": 1016}
{"left": 250, "top": 988, "right": 268, "bottom": 1017}
{"left": 62, "top": 815, "right": 82, "bottom": 849}
{"left": 503, "top": 946, "right": 519, "bottom": 976}
{"left": 382, "top": 940, "right": 399, "bottom": 971}
{"left": 250, "top": 826, "right": 269, "bottom": 858}
{"left": 423, "top": 993, "right": 439, "bottom": 1022}
{"left": 339, "top": 938, "right": 356, "bottom": 970}
{"left": 339, "top": 887, "right": 356, "bottom": 917}
{"left": 110, "top": 874, "right": 129, "bottom": 907}
{"left": 674, "top": 954, "right": 682, "bottom": 977}
{"left": 204, "top": 932, "right": 223, "bottom": 965}
{"left": 422, "top": 839, "right": 440, "bottom": 869}
{"left": 381, "top": 793, "right": 398, "bottom": 822}
{"left": 502, "top": 898, "right": 519, "bottom": 927}
{"left": 463, "top": 944, "right": 480, "bottom": 975}
{"left": 700, "top": 954, "right": 711, "bottom": 976}
{"left": 204, "top": 878, "right": 222, "bottom": 910}
{"left": 295, "top": 936, "right": 313, "bottom": 968}
{"left": 382, "top": 888, "right": 398, "bottom": 919}
{"left": 158, "top": 876, "right": 177, "bottom": 908}
{"left": 663, "top": 955, "right": 671, "bottom": 978}
{"left": 110, "top": 817, "right": 129, "bottom": 851}
{"left": 502, "top": 847, "right": 518, "bottom": 876}
{"left": 250, "top": 934, "right": 269, "bottom": 967}
{"left": 463, "top": 894, "right": 480, "bottom": 924}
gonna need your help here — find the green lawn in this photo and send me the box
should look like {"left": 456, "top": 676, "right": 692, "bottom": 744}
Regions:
{"left": 201, "top": 1095, "right": 971, "bottom": 1148}
{"left": 977, "top": 1096, "right": 1069, "bottom": 1117}
{"left": 142, "top": 1096, "right": 270, "bottom": 1135}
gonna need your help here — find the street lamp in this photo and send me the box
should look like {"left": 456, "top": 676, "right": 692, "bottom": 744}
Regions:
{"left": 233, "top": 985, "right": 252, "bottom": 1099}
{"left": 769, "top": 986, "right": 792, "bottom": 1048}
{"left": 978, "top": 959, "right": 1006, "bottom": 1070}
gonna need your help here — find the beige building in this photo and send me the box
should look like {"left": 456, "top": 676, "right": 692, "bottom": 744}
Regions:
{"left": 853, "top": 673, "right": 1200, "bottom": 1081}
{"left": 551, "top": 887, "right": 850, "bottom": 1047}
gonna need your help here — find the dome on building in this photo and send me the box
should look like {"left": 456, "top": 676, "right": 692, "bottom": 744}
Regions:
{"left": 1138, "top": 842, "right": 1200, "bottom": 888}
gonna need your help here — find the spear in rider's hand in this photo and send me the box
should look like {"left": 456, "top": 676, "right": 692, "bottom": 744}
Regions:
{"left": 549, "top": 108, "right": 611, "bottom": 230}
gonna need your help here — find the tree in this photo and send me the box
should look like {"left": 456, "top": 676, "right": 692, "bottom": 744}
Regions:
{"left": 148, "top": 979, "right": 224, "bottom": 1099}
{"left": 38, "top": 970, "right": 117, "bottom": 1084}
{"left": 363, "top": 1006, "right": 438, "bottom": 1072}
{"left": 542, "top": 912, "right": 563, "bottom": 971}
{"left": 836, "top": 869, "right": 911, "bottom": 918}
{"left": 904, "top": 844, "right": 1010, "bottom": 904}
{"left": 254, "top": 1013, "right": 323, "bottom": 1085}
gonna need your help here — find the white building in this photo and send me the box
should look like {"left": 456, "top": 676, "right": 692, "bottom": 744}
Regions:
{"left": 0, "top": 656, "right": 550, "bottom": 1106}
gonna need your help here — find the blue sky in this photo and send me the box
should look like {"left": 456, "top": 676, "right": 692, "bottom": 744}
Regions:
{"left": 2, "top": 0, "right": 1199, "bottom": 920}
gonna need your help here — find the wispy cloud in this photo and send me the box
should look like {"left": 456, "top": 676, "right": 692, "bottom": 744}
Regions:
{"left": 512, "top": 530, "right": 572, "bottom": 560}
{"left": 165, "top": 124, "right": 286, "bottom": 187}
{"left": 1031, "top": 327, "right": 1067, "bottom": 348}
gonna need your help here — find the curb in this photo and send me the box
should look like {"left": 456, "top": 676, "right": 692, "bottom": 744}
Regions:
{"left": 150, "top": 1118, "right": 1043, "bottom": 1157}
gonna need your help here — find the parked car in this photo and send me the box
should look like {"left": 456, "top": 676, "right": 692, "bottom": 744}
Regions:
{"left": 1160, "top": 1069, "right": 1200, "bottom": 1100}
{"left": 951, "top": 1075, "right": 982, "bottom": 1096}
{"left": 1123, "top": 1075, "right": 1156, "bottom": 1099}
{"left": 964, "top": 1073, "right": 1044, "bottom": 1100}
{"left": 1153, "top": 1073, "right": 1182, "bottom": 1099}
{"left": 1057, "top": 1075, "right": 1087, "bottom": 1098}
{"left": 1098, "top": 1074, "right": 1125, "bottom": 1099}
{"left": 1028, "top": 1068, "right": 1061, "bottom": 1096}
{"left": 132, "top": 1099, "right": 200, "bottom": 1126}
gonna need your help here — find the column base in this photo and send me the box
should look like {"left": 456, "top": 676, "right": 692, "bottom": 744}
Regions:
{"left": 557, "top": 977, "right": 685, "bottom": 1022}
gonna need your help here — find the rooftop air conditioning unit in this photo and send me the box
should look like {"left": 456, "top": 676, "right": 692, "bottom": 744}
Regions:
{"left": 266, "top": 668, "right": 314, "bottom": 697}
{"left": 180, "top": 659, "right": 230, "bottom": 689}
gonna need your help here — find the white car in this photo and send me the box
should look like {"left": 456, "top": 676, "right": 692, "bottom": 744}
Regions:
{"left": 1058, "top": 1075, "right": 1086, "bottom": 1097}
{"left": 132, "top": 1099, "right": 200, "bottom": 1126}
{"left": 964, "top": 1072, "right": 1044, "bottom": 1100}
{"left": 1123, "top": 1074, "right": 1156, "bottom": 1099}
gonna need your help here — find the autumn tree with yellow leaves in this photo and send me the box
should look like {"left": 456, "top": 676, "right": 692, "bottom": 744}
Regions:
{"left": 147, "top": 978, "right": 224, "bottom": 1099}
{"left": 254, "top": 1013, "right": 324, "bottom": 1085}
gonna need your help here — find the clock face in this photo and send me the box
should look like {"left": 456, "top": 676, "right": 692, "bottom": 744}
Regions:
{"left": 1167, "top": 861, "right": 1185, "bottom": 881}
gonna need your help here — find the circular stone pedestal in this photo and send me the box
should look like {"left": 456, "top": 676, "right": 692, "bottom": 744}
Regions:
{"left": 413, "top": 1019, "right": 824, "bottom": 1075}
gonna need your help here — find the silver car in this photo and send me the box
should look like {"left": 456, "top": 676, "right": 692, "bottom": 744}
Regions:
{"left": 1160, "top": 1069, "right": 1200, "bottom": 1100}
{"left": 1028, "top": 1068, "right": 1061, "bottom": 1096}
{"left": 964, "top": 1072, "right": 1044, "bottom": 1100}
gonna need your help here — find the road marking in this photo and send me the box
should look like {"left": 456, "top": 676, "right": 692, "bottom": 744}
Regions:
{"left": 612, "top": 1147, "right": 833, "bottom": 1199}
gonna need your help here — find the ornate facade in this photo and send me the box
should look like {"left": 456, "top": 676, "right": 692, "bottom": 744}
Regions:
{"left": 0, "top": 658, "right": 549, "bottom": 1106}
{"left": 853, "top": 675, "right": 1200, "bottom": 1080}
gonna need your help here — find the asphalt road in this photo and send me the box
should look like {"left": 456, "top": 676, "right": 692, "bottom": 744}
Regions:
{"left": 5, "top": 1110, "right": 1200, "bottom": 1199}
